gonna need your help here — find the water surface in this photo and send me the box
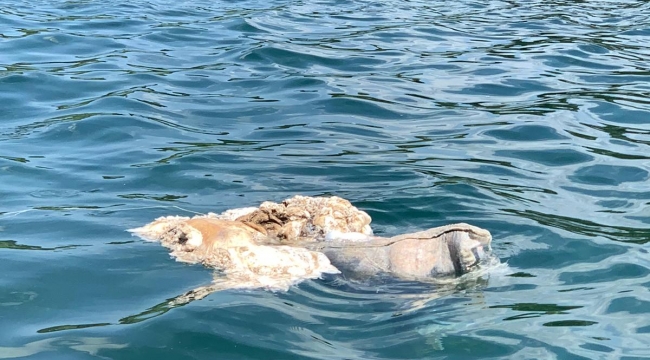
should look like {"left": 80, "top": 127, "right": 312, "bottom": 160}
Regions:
{"left": 1, "top": 0, "right": 650, "bottom": 358}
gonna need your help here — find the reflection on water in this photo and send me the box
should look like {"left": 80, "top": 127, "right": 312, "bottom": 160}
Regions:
{"left": 1, "top": 0, "right": 650, "bottom": 358}
{"left": 0, "top": 337, "right": 127, "bottom": 359}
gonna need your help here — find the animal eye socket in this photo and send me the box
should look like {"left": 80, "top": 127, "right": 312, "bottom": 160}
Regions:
{"left": 179, "top": 234, "right": 188, "bottom": 244}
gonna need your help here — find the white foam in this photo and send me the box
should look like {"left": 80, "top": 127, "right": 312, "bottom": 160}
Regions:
{"left": 324, "top": 230, "right": 372, "bottom": 242}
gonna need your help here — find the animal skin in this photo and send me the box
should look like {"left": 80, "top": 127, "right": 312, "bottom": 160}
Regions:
{"left": 308, "top": 224, "right": 491, "bottom": 280}
{"left": 129, "top": 195, "right": 493, "bottom": 291}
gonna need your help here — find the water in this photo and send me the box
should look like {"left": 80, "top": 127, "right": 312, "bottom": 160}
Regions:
{"left": 1, "top": 0, "right": 649, "bottom": 358}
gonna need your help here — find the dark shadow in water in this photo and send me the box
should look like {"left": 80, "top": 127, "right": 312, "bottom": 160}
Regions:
{"left": 543, "top": 320, "right": 598, "bottom": 327}
{"left": 507, "top": 272, "right": 536, "bottom": 278}
{"left": 583, "top": 123, "right": 650, "bottom": 146}
{"left": 491, "top": 303, "right": 583, "bottom": 321}
{"left": 34, "top": 205, "right": 102, "bottom": 211}
{"left": 491, "top": 303, "right": 582, "bottom": 312}
{"left": 0, "top": 240, "right": 87, "bottom": 251}
{"left": 0, "top": 156, "right": 29, "bottom": 163}
{"left": 118, "top": 284, "right": 220, "bottom": 325}
{"left": 37, "top": 322, "right": 112, "bottom": 334}
{"left": 117, "top": 193, "right": 188, "bottom": 202}
{"left": 106, "top": 240, "right": 136, "bottom": 245}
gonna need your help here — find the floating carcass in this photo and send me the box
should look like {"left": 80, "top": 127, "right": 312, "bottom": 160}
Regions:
{"left": 129, "top": 196, "right": 493, "bottom": 291}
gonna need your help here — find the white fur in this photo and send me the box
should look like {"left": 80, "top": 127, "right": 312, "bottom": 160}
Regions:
{"left": 185, "top": 227, "right": 203, "bottom": 248}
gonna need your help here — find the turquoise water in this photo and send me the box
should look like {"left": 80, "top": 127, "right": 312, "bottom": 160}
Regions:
{"left": 1, "top": 0, "right": 650, "bottom": 358}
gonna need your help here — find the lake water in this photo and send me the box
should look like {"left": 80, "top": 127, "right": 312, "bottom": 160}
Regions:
{"left": 1, "top": 0, "right": 650, "bottom": 358}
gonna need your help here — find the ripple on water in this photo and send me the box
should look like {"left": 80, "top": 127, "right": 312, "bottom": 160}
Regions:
{"left": 570, "top": 164, "right": 649, "bottom": 186}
